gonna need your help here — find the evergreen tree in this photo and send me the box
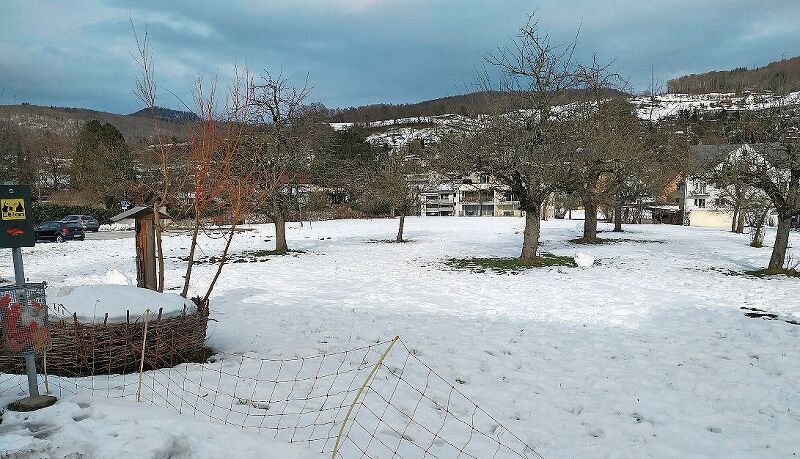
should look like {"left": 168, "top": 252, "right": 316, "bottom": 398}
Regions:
{"left": 71, "top": 120, "right": 135, "bottom": 206}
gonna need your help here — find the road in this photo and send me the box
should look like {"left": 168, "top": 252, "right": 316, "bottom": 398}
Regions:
{"left": 84, "top": 230, "right": 134, "bottom": 241}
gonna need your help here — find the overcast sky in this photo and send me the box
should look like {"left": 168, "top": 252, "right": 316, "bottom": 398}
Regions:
{"left": 1, "top": 1, "right": 798, "bottom": 114}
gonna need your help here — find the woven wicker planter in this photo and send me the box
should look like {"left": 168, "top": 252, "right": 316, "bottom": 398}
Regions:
{"left": 0, "top": 303, "right": 209, "bottom": 377}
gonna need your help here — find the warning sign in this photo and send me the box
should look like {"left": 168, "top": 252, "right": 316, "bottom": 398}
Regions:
{"left": 1, "top": 199, "right": 26, "bottom": 220}
{"left": 0, "top": 186, "right": 34, "bottom": 248}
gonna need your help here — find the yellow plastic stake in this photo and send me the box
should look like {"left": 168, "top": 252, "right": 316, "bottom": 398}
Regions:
{"left": 136, "top": 309, "right": 151, "bottom": 402}
{"left": 332, "top": 336, "right": 400, "bottom": 459}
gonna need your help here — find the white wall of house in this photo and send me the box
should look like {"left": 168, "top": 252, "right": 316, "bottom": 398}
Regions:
{"left": 683, "top": 177, "right": 733, "bottom": 228}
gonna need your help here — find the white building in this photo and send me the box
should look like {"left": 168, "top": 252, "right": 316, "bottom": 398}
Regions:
{"left": 681, "top": 176, "right": 732, "bottom": 228}
{"left": 455, "top": 181, "right": 523, "bottom": 217}
{"left": 417, "top": 174, "right": 524, "bottom": 217}
{"left": 420, "top": 183, "right": 456, "bottom": 216}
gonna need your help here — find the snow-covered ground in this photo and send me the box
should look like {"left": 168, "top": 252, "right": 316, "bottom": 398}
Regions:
{"left": 0, "top": 397, "right": 320, "bottom": 458}
{"left": 1, "top": 217, "right": 799, "bottom": 458}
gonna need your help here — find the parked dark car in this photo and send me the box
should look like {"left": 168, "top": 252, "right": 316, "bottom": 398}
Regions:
{"left": 61, "top": 214, "right": 100, "bottom": 232}
{"left": 34, "top": 221, "right": 85, "bottom": 242}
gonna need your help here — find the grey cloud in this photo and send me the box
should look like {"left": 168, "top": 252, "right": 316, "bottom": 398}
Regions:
{"left": 0, "top": 0, "right": 798, "bottom": 113}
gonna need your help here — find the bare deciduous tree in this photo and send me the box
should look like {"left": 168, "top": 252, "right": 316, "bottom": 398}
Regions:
{"left": 249, "top": 72, "right": 322, "bottom": 253}
{"left": 366, "top": 145, "right": 422, "bottom": 242}
{"left": 132, "top": 23, "right": 262, "bottom": 301}
{"left": 717, "top": 103, "right": 798, "bottom": 270}
{"left": 715, "top": 98, "right": 799, "bottom": 270}
{"left": 473, "top": 14, "right": 583, "bottom": 260}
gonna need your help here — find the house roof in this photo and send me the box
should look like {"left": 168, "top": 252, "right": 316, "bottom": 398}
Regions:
{"left": 690, "top": 142, "right": 787, "bottom": 170}
{"left": 689, "top": 144, "right": 742, "bottom": 169}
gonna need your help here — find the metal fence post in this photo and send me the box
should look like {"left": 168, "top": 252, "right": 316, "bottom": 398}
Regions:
{"left": 12, "top": 247, "right": 40, "bottom": 398}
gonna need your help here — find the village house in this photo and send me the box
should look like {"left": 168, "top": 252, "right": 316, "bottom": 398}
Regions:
{"left": 680, "top": 144, "right": 779, "bottom": 229}
{"left": 680, "top": 175, "right": 733, "bottom": 229}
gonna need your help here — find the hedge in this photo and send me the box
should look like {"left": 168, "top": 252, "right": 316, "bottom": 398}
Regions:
{"left": 31, "top": 202, "right": 121, "bottom": 225}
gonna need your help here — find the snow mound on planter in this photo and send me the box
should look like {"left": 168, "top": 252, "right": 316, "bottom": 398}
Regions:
{"left": 104, "top": 267, "right": 134, "bottom": 285}
{"left": 50, "top": 284, "right": 195, "bottom": 323}
{"left": 573, "top": 252, "right": 595, "bottom": 268}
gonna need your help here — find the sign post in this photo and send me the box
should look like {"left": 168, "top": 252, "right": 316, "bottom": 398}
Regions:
{"left": 0, "top": 184, "right": 56, "bottom": 411}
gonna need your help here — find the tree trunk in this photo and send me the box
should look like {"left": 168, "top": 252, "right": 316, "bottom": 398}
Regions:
{"left": 637, "top": 201, "right": 644, "bottom": 224}
{"left": 396, "top": 214, "right": 405, "bottom": 242}
{"left": 750, "top": 208, "right": 768, "bottom": 248}
{"left": 732, "top": 186, "right": 745, "bottom": 232}
{"left": 274, "top": 211, "right": 288, "bottom": 253}
{"left": 180, "top": 207, "right": 201, "bottom": 298}
{"left": 153, "top": 203, "right": 165, "bottom": 293}
{"left": 204, "top": 223, "right": 237, "bottom": 304}
{"left": 521, "top": 205, "right": 542, "bottom": 260}
{"left": 541, "top": 196, "right": 547, "bottom": 221}
{"left": 613, "top": 202, "right": 623, "bottom": 232}
{"left": 582, "top": 199, "right": 598, "bottom": 241}
{"left": 735, "top": 208, "right": 745, "bottom": 234}
{"left": 768, "top": 214, "right": 792, "bottom": 270}
{"left": 155, "top": 220, "right": 165, "bottom": 293}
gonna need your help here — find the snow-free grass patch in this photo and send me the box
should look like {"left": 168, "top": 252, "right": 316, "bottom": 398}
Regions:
{"left": 242, "top": 248, "right": 306, "bottom": 257}
{"left": 569, "top": 237, "right": 665, "bottom": 245}
{"left": 444, "top": 253, "right": 575, "bottom": 274}
{"left": 178, "top": 249, "right": 307, "bottom": 265}
{"left": 745, "top": 268, "right": 800, "bottom": 278}
{"left": 367, "top": 239, "right": 415, "bottom": 244}
{"left": 741, "top": 306, "right": 800, "bottom": 325}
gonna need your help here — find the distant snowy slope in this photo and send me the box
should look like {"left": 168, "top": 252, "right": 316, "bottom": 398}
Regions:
{"left": 340, "top": 91, "right": 800, "bottom": 148}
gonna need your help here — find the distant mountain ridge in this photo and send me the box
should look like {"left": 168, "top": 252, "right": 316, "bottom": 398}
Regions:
{"left": 328, "top": 88, "right": 629, "bottom": 123}
{"left": 667, "top": 56, "right": 800, "bottom": 95}
{"left": 0, "top": 104, "right": 189, "bottom": 143}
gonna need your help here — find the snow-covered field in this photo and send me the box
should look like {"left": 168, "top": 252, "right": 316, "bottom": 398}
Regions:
{"left": 1, "top": 217, "right": 799, "bottom": 458}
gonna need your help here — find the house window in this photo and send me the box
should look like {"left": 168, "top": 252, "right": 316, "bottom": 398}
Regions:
{"left": 694, "top": 198, "right": 706, "bottom": 208}
{"left": 693, "top": 182, "right": 707, "bottom": 194}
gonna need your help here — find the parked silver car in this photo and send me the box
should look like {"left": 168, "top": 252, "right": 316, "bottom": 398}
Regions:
{"left": 61, "top": 214, "right": 100, "bottom": 232}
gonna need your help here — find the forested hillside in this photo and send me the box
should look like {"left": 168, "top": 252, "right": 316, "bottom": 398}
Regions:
{"left": 329, "top": 88, "right": 628, "bottom": 123}
{"left": 667, "top": 56, "right": 800, "bottom": 94}
{"left": 0, "top": 104, "right": 188, "bottom": 143}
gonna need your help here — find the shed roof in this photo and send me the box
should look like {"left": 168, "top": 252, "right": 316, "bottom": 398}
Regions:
{"left": 110, "top": 206, "right": 170, "bottom": 222}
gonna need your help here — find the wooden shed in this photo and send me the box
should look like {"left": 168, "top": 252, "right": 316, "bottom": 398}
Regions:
{"left": 110, "top": 206, "right": 170, "bottom": 290}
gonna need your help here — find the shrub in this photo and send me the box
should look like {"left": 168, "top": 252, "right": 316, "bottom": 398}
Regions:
{"left": 31, "top": 202, "right": 121, "bottom": 225}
